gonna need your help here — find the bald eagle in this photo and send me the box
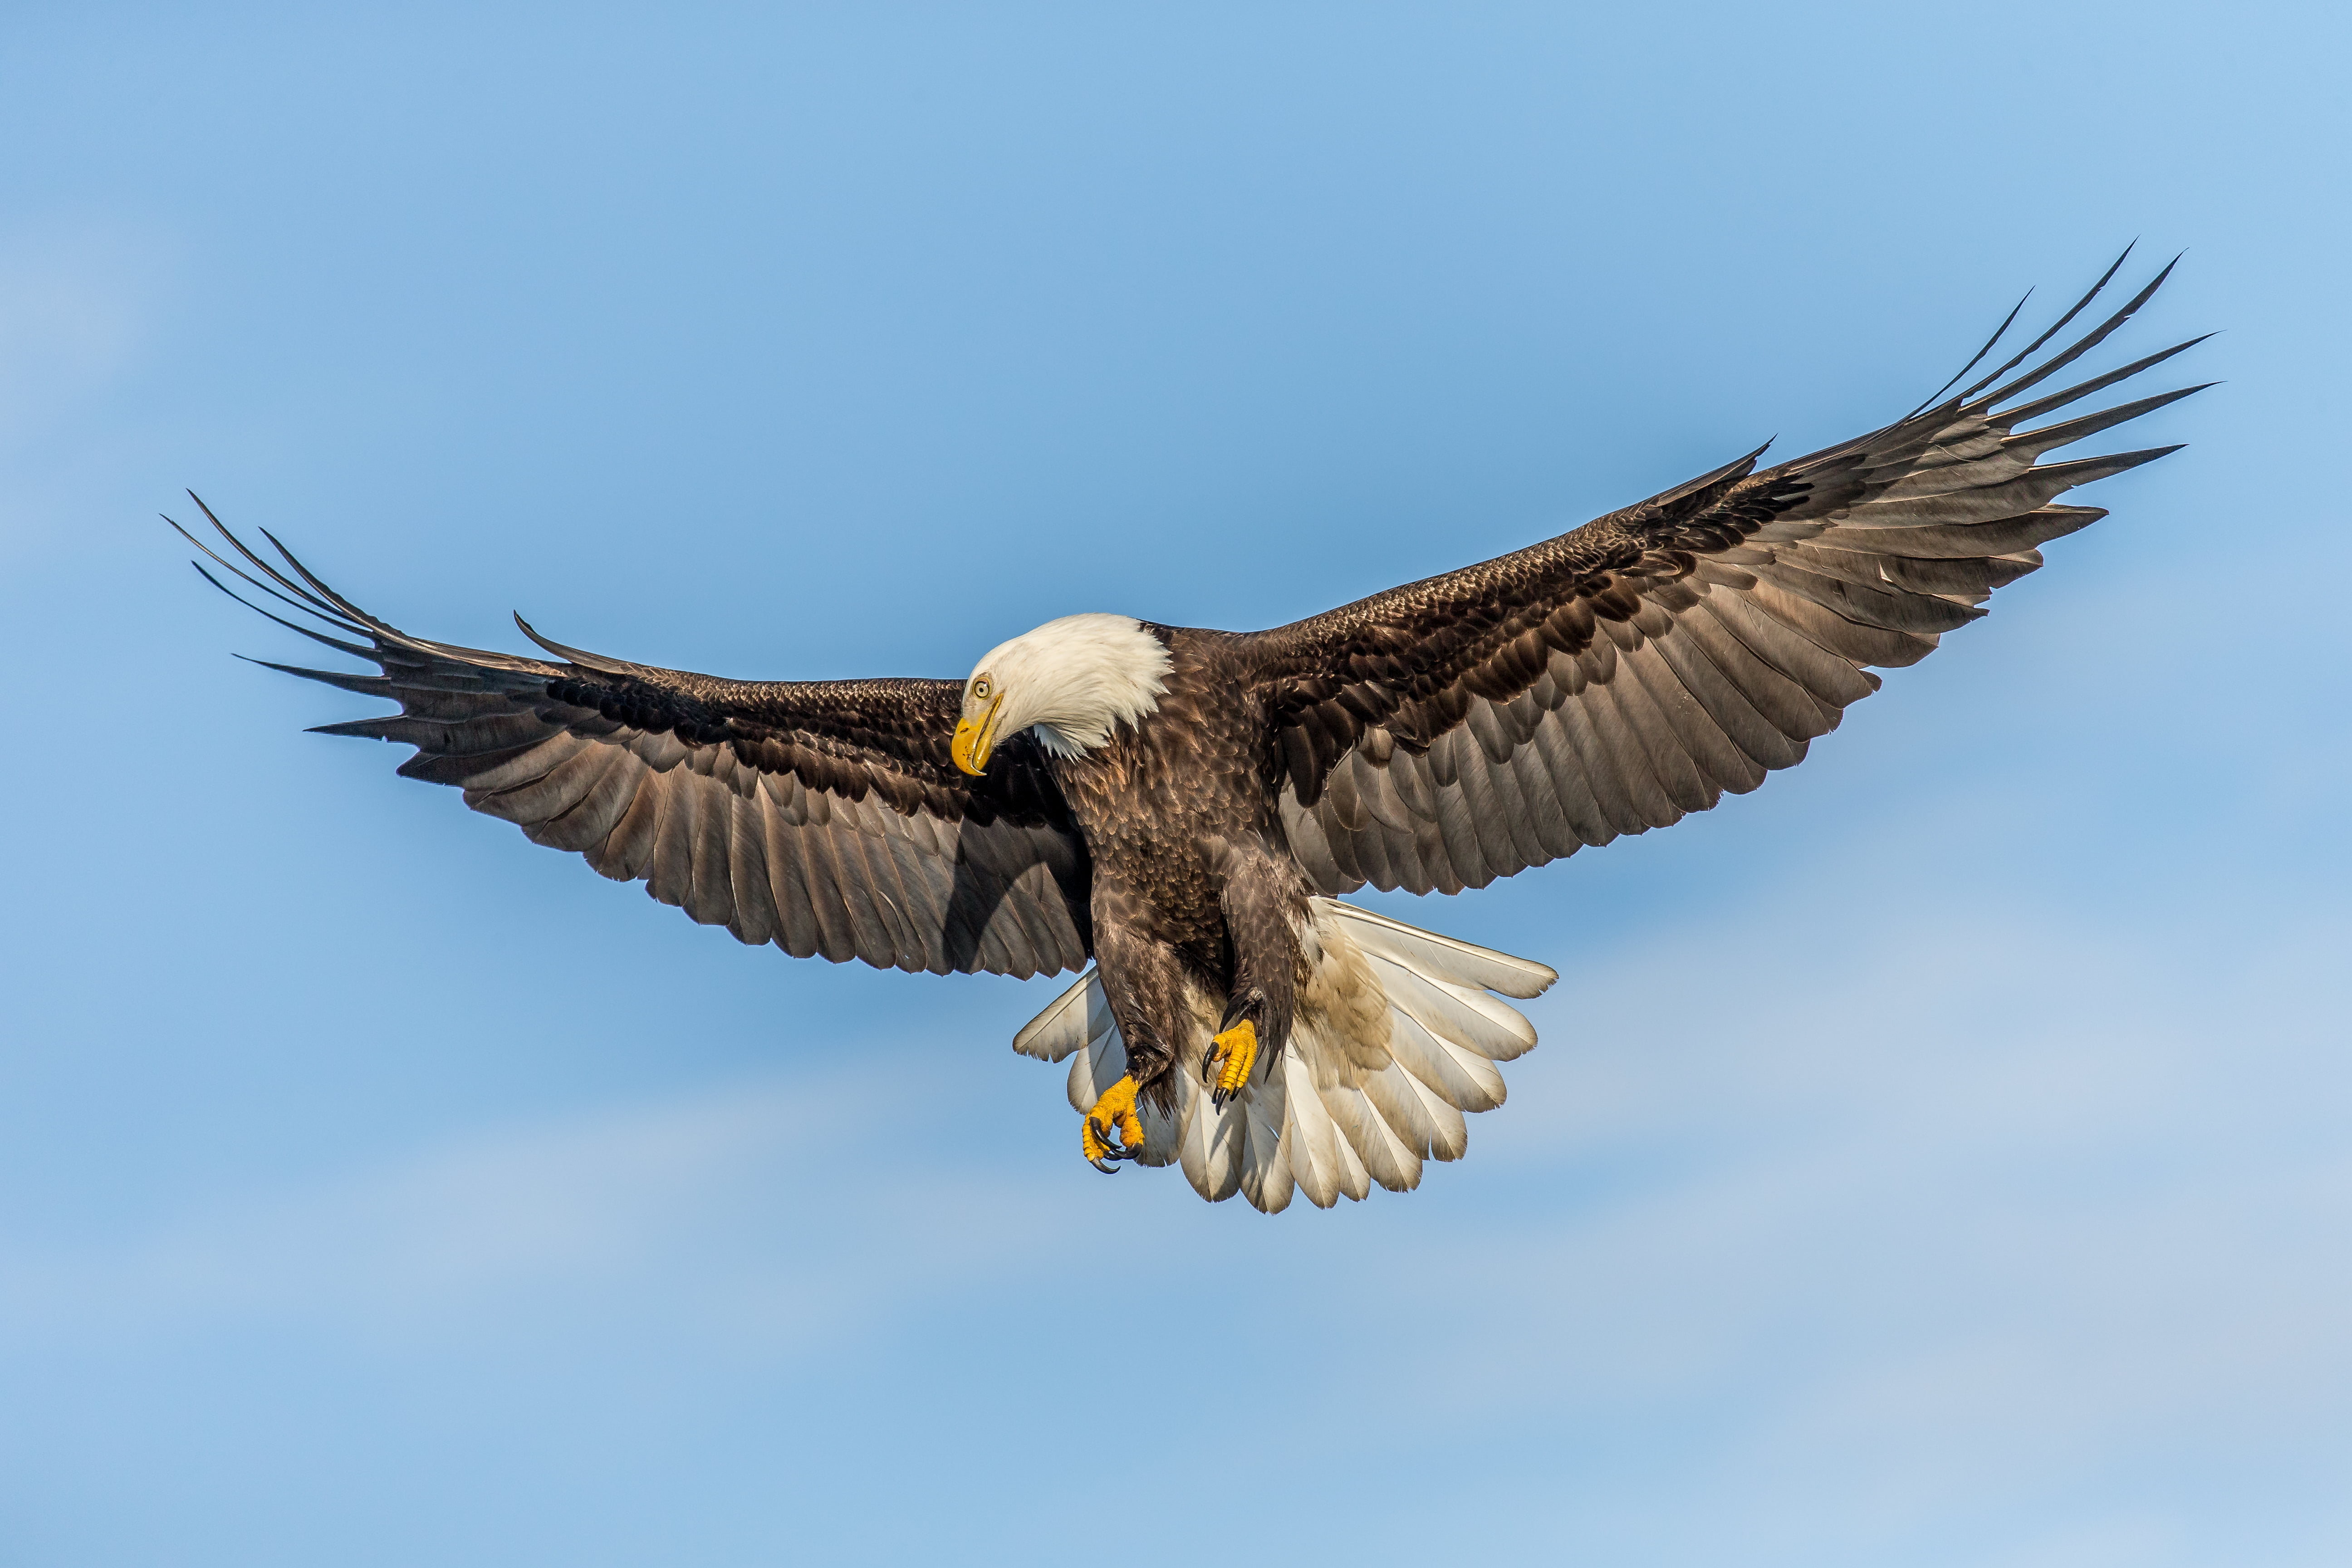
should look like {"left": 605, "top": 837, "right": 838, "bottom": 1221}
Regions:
{"left": 184, "top": 255, "right": 2200, "bottom": 1211}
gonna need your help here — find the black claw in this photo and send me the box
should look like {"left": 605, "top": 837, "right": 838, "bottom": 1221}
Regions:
{"left": 1088, "top": 1112, "right": 1143, "bottom": 1169}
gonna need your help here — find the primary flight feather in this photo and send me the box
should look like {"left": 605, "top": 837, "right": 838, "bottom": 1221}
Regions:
{"left": 184, "top": 254, "right": 2203, "bottom": 1211}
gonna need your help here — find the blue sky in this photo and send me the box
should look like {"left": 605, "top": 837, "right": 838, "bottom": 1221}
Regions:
{"left": 3, "top": 3, "right": 2347, "bottom": 1563}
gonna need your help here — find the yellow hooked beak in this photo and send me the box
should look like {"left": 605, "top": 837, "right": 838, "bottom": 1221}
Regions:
{"left": 952, "top": 690, "right": 1006, "bottom": 776}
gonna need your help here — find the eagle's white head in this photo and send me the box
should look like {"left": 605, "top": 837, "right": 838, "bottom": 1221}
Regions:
{"left": 952, "top": 613, "right": 1173, "bottom": 774}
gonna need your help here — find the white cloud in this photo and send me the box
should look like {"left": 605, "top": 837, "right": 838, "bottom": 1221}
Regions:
{"left": 1327, "top": 882, "right": 2352, "bottom": 1559}
{"left": 0, "top": 1071, "right": 1083, "bottom": 1352}
{"left": 5, "top": 869, "right": 2345, "bottom": 1563}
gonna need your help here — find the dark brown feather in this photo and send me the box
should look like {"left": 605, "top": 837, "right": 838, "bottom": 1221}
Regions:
{"left": 188, "top": 514, "right": 1092, "bottom": 979}
{"left": 1254, "top": 262, "right": 2203, "bottom": 895}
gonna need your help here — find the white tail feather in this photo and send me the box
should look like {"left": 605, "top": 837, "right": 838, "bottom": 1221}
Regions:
{"left": 1319, "top": 901, "right": 1556, "bottom": 998}
{"left": 1014, "top": 898, "right": 1555, "bottom": 1211}
{"left": 1012, "top": 966, "right": 1103, "bottom": 1061}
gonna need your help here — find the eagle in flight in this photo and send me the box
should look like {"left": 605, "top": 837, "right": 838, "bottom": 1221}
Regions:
{"left": 184, "top": 254, "right": 2201, "bottom": 1212}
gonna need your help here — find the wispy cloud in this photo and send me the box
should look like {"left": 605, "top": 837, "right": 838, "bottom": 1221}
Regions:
{"left": 0, "top": 1071, "right": 1084, "bottom": 1354}
{"left": 1304, "top": 882, "right": 2352, "bottom": 1557}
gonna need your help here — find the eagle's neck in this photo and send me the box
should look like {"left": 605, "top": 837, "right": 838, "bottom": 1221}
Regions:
{"left": 982, "top": 613, "right": 1173, "bottom": 759}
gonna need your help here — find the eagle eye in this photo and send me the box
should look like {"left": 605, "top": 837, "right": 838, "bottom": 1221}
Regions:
{"left": 973, "top": 678, "right": 991, "bottom": 700}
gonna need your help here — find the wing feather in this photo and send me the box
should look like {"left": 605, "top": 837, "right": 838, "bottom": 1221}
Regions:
{"left": 183, "top": 510, "right": 1092, "bottom": 978}
{"left": 1256, "top": 258, "right": 2200, "bottom": 894}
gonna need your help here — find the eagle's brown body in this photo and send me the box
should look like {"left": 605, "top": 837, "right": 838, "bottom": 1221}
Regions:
{"left": 182, "top": 253, "right": 2203, "bottom": 1207}
{"left": 1050, "top": 627, "right": 1310, "bottom": 1112}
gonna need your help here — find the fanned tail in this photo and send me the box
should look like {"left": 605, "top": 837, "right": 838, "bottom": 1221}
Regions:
{"left": 1012, "top": 899, "right": 1555, "bottom": 1211}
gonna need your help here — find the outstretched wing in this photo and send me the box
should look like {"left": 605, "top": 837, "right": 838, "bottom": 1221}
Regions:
{"left": 1247, "top": 253, "right": 2206, "bottom": 896}
{"left": 181, "top": 509, "right": 1093, "bottom": 978}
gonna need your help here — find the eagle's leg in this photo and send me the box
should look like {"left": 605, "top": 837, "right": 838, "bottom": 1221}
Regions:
{"left": 1203, "top": 851, "right": 1303, "bottom": 1111}
{"left": 1082, "top": 920, "right": 1190, "bottom": 1171}
{"left": 1081, "top": 1076, "right": 1146, "bottom": 1172}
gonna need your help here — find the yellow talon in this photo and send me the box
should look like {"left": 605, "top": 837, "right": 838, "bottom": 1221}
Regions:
{"left": 1207, "top": 1019, "right": 1258, "bottom": 1106}
{"left": 1082, "top": 1074, "right": 1145, "bottom": 1171}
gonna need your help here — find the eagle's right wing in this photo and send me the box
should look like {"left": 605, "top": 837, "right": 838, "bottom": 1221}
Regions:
{"left": 1243, "top": 253, "right": 2206, "bottom": 895}
{"left": 182, "top": 509, "right": 1093, "bottom": 979}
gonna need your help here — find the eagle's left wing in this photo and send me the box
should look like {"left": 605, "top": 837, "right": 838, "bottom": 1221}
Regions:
{"left": 180, "top": 508, "right": 1093, "bottom": 979}
{"left": 1242, "top": 255, "right": 2205, "bottom": 896}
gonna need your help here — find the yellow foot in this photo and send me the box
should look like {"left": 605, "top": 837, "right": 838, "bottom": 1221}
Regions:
{"left": 1205, "top": 1019, "right": 1259, "bottom": 1109}
{"left": 1082, "top": 1075, "right": 1145, "bottom": 1173}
